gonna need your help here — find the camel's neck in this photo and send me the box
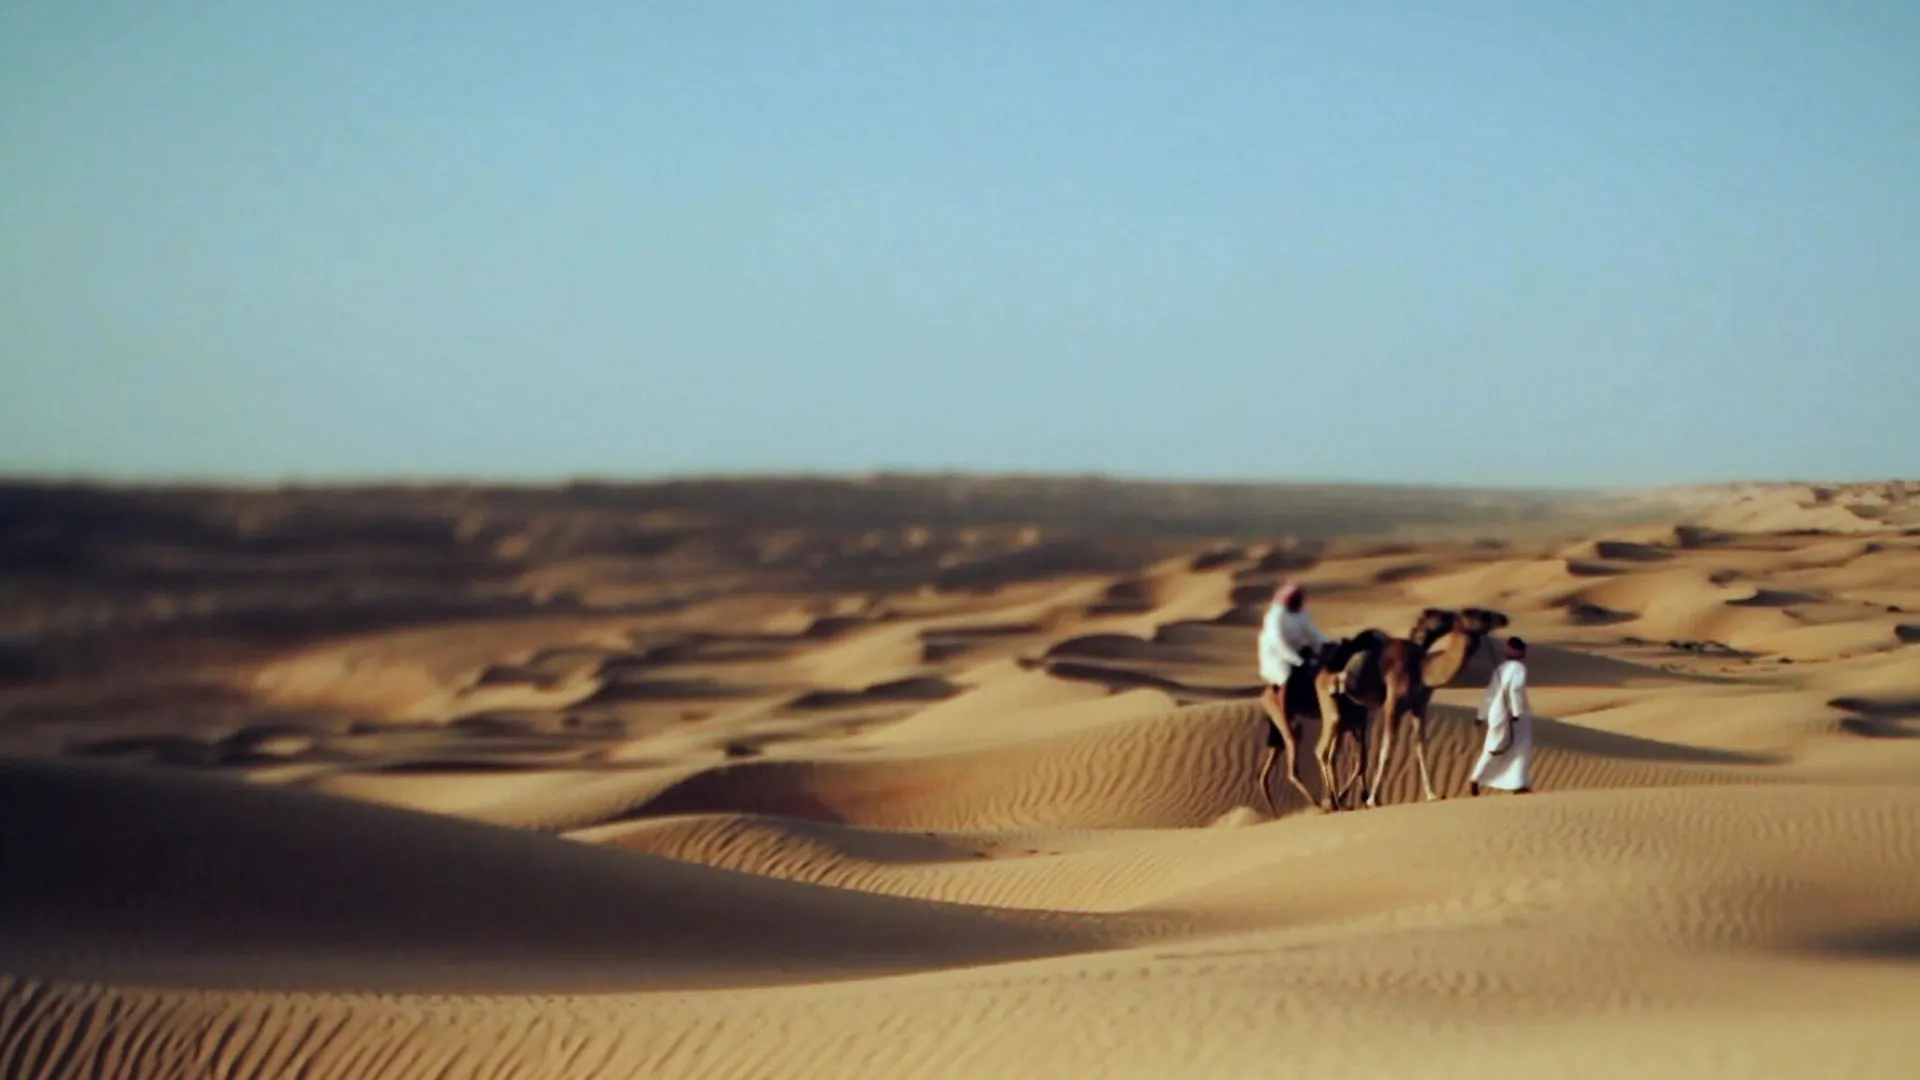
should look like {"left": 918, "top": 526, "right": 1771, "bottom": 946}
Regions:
{"left": 1421, "top": 629, "right": 1482, "bottom": 686}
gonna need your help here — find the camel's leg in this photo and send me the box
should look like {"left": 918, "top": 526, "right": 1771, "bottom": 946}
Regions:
{"left": 1328, "top": 726, "right": 1354, "bottom": 810}
{"left": 1366, "top": 688, "right": 1400, "bottom": 808}
{"left": 1408, "top": 699, "right": 1440, "bottom": 802}
{"left": 1312, "top": 674, "right": 1344, "bottom": 810}
{"left": 1312, "top": 721, "right": 1339, "bottom": 813}
{"left": 1254, "top": 690, "right": 1279, "bottom": 812}
{"left": 1254, "top": 745, "right": 1280, "bottom": 816}
{"left": 1258, "top": 686, "right": 1318, "bottom": 812}
{"left": 1339, "top": 704, "right": 1370, "bottom": 807}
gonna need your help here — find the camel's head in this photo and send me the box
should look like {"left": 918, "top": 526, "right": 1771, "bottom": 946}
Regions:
{"left": 1458, "top": 607, "right": 1511, "bottom": 636}
{"left": 1456, "top": 607, "right": 1512, "bottom": 663}
{"left": 1414, "top": 607, "right": 1506, "bottom": 687}
{"left": 1408, "top": 608, "right": 1459, "bottom": 648}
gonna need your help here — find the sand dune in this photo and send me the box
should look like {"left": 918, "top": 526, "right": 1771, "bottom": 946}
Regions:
{"left": 0, "top": 757, "right": 1086, "bottom": 995}
{"left": 5, "top": 478, "right": 1920, "bottom": 1077}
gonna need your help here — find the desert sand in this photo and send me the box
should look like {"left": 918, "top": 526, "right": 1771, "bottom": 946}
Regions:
{"left": 4, "top": 476, "right": 1920, "bottom": 1078}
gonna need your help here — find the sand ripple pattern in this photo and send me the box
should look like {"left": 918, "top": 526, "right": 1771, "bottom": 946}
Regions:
{"left": 6, "top": 481, "right": 1920, "bottom": 1077}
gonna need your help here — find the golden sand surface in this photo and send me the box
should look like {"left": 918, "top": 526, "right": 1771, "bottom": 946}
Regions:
{"left": 4, "top": 477, "right": 1918, "bottom": 1078}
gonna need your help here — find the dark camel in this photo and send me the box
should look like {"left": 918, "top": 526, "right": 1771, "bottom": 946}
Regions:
{"left": 1354, "top": 606, "right": 1510, "bottom": 807}
{"left": 1255, "top": 650, "right": 1362, "bottom": 813}
{"left": 1257, "top": 606, "right": 1508, "bottom": 813}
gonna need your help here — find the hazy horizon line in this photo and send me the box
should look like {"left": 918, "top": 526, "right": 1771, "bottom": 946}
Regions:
{"left": 3, "top": 466, "right": 1901, "bottom": 496}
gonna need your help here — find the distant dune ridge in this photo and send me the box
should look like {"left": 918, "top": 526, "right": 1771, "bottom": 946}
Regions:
{"left": 4, "top": 476, "right": 1920, "bottom": 1078}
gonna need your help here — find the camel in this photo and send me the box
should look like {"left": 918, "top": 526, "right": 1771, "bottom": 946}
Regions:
{"left": 1350, "top": 606, "right": 1510, "bottom": 807}
{"left": 1256, "top": 651, "right": 1364, "bottom": 813}
{"left": 1256, "top": 619, "right": 1434, "bottom": 814}
{"left": 1256, "top": 606, "right": 1509, "bottom": 813}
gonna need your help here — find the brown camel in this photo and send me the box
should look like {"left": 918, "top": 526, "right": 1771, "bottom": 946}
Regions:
{"left": 1255, "top": 656, "right": 1360, "bottom": 813}
{"left": 1355, "top": 606, "right": 1510, "bottom": 807}
{"left": 1255, "top": 606, "right": 1508, "bottom": 813}
{"left": 1254, "top": 622, "right": 1420, "bottom": 814}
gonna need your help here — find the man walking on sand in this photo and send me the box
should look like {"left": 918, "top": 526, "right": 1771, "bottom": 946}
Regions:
{"left": 1470, "top": 636, "right": 1535, "bottom": 796}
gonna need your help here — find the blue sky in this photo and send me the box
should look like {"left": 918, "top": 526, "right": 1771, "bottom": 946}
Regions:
{"left": 3, "top": 2, "right": 1916, "bottom": 487}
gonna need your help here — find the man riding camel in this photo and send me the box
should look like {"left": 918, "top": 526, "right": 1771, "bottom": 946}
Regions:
{"left": 1258, "top": 582, "right": 1334, "bottom": 691}
{"left": 1255, "top": 581, "right": 1343, "bottom": 810}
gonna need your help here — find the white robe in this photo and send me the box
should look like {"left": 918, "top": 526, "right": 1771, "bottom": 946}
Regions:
{"left": 1471, "top": 658, "right": 1534, "bottom": 790}
{"left": 1257, "top": 604, "right": 1332, "bottom": 687}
